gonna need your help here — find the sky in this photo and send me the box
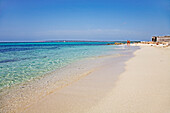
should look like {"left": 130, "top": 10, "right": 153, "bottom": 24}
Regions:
{"left": 0, "top": 0, "right": 170, "bottom": 41}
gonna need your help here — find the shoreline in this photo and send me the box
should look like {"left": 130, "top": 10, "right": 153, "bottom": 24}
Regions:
{"left": 22, "top": 46, "right": 138, "bottom": 113}
{"left": 0, "top": 45, "right": 138, "bottom": 112}
{"left": 24, "top": 45, "right": 170, "bottom": 113}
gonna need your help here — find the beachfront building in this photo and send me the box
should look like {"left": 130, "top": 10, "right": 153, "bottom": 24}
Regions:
{"left": 152, "top": 36, "right": 170, "bottom": 42}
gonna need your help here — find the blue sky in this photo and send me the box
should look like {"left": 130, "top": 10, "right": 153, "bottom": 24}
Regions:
{"left": 0, "top": 0, "right": 169, "bottom": 41}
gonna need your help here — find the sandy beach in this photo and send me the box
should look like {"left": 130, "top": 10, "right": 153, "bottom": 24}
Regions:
{"left": 1, "top": 0, "right": 169, "bottom": 112}
{"left": 89, "top": 46, "right": 170, "bottom": 113}
{"left": 21, "top": 46, "right": 170, "bottom": 113}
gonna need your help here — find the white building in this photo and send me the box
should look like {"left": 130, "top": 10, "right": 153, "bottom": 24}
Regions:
{"left": 152, "top": 36, "right": 170, "bottom": 42}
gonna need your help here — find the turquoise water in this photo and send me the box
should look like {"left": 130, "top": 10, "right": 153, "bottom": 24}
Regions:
{"left": 0, "top": 42, "right": 124, "bottom": 90}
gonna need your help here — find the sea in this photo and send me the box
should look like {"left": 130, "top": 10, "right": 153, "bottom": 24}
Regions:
{"left": 0, "top": 41, "right": 140, "bottom": 112}
{"left": 0, "top": 41, "right": 127, "bottom": 90}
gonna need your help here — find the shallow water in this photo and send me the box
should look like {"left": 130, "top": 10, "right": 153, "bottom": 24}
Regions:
{"left": 0, "top": 42, "right": 125, "bottom": 90}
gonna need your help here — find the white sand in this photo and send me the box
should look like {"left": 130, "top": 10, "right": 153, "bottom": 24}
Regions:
{"left": 89, "top": 46, "right": 170, "bottom": 113}
{"left": 24, "top": 46, "right": 170, "bottom": 113}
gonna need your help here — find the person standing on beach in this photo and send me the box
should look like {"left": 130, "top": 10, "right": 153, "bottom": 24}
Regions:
{"left": 127, "top": 40, "right": 130, "bottom": 45}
